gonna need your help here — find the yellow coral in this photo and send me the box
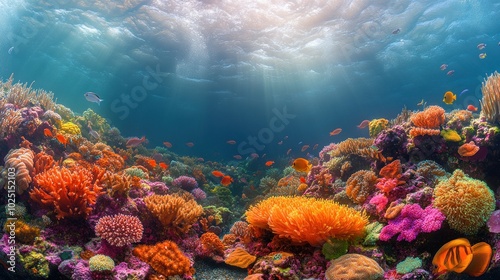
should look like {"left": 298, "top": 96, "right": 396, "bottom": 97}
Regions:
{"left": 440, "top": 129, "right": 462, "bottom": 142}
{"left": 433, "top": 170, "right": 495, "bottom": 235}
{"left": 3, "top": 220, "right": 40, "bottom": 244}
{"left": 60, "top": 121, "right": 81, "bottom": 135}
{"left": 246, "top": 196, "right": 368, "bottom": 246}
{"left": 368, "top": 118, "right": 389, "bottom": 137}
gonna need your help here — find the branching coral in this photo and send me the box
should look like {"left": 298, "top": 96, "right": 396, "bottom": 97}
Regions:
{"left": 3, "top": 148, "right": 35, "bottom": 194}
{"left": 246, "top": 196, "right": 368, "bottom": 246}
{"left": 133, "top": 240, "right": 193, "bottom": 277}
{"left": 33, "top": 151, "right": 56, "bottom": 175}
{"left": 30, "top": 166, "right": 104, "bottom": 219}
{"left": 433, "top": 169, "right": 495, "bottom": 235}
{"left": 144, "top": 194, "right": 203, "bottom": 233}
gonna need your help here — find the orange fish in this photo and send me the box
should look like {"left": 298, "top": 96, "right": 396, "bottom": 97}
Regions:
{"left": 357, "top": 120, "right": 370, "bottom": 129}
{"left": 221, "top": 175, "right": 233, "bottom": 186}
{"left": 226, "top": 140, "right": 236, "bottom": 145}
{"left": 241, "top": 193, "right": 247, "bottom": 199}
{"left": 330, "top": 128, "right": 342, "bottom": 136}
{"left": 301, "top": 145, "right": 309, "bottom": 152}
{"left": 185, "top": 142, "right": 194, "bottom": 147}
{"left": 163, "top": 141, "right": 172, "bottom": 148}
{"left": 146, "top": 159, "right": 157, "bottom": 168}
{"left": 300, "top": 176, "right": 306, "bottom": 183}
{"left": 233, "top": 155, "right": 242, "bottom": 160}
{"left": 265, "top": 161, "right": 274, "bottom": 166}
{"left": 43, "top": 128, "right": 53, "bottom": 138}
{"left": 56, "top": 134, "right": 67, "bottom": 145}
{"left": 159, "top": 162, "right": 168, "bottom": 170}
{"left": 287, "top": 148, "right": 292, "bottom": 155}
{"left": 467, "top": 105, "right": 478, "bottom": 112}
{"left": 212, "top": 170, "right": 224, "bottom": 177}
{"left": 292, "top": 158, "right": 312, "bottom": 173}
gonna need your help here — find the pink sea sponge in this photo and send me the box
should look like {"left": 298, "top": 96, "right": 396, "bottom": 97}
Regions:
{"left": 95, "top": 214, "right": 143, "bottom": 247}
{"left": 172, "top": 175, "right": 198, "bottom": 190}
{"left": 379, "top": 204, "right": 445, "bottom": 242}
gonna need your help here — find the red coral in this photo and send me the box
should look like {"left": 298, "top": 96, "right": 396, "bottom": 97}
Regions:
{"left": 30, "top": 166, "right": 104, "bottom": 219}
{"left": 95, "top": 214, "right": 143, "bottom": 247}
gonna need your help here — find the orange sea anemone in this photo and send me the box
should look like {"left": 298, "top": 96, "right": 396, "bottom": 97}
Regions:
{"left": 246, "top": 196, "right": 368, "bottom": 246}
{"left": 458, "top": 141, "right": 479, "bottom": 157}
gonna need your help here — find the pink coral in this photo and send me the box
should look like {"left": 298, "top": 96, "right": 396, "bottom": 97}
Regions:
{"left": 368, "top": 194, "right": 389, "bottom": 214}
{"left": 95, "top": 214, "right": 144, "bottom": 247}
{"left": 379, "top": 204, "right": 445, "bottom": 242}
{"left": 172, "top": 175, "right": 198, "bottom": 190}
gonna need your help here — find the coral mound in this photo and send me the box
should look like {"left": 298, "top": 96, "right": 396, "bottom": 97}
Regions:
{"left": 433, "top": 169, "right": 495, "bottom": 235}
{"left": 133, "top": 240, "right": 192, "bottom": 277}
{"left": 325, "top": 253, "right": 384, "bottom": 280}
{"left": 246, "top": 196, "right": 368, "bottom": 246}
{"left": 95, "top": 214, "right": 144, "bottom": 247}
{"left": 3, "top": 147, "right": 34, "bottom": 194}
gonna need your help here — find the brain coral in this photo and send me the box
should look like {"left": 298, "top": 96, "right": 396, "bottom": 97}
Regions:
{"left": 325, "top": 253, "right": 384, "bottom": 280}
{"left": 3, "top": 148, "right": 34, "bottom": 194}
{"left": 433, "top": 169, "right": 495, "bottom": 235}
{"left": 246, "top": 196, "right": 368, "bottom": 246}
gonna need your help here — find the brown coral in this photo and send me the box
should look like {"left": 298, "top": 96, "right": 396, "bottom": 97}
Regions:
{"left": 144, "top": 194, "right": 203, "bottom": 233}
{"left": 3, "top": 148, "right": 35, "bottom": 194}
{"left": 346, "top": 170, "right": 378, "bottom": 204}
{"left": 325, "top": 253, "right": 384, "bottom": 280}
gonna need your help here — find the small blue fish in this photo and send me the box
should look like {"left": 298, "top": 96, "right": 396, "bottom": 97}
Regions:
{"left": 8, "top": 47, "right": 14, "bottom": 54}
{"left": 459, "top": 89, "right": 469, "bottom": 96}
{"left": 84, "top": 92, "right": 103, "bottom": 105}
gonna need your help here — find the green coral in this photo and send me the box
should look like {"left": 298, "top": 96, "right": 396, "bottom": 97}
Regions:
{"left": 322, "top": 238, "right": 348, "bottom": 260}
{"left": 81, "top": 109, "right": 111, "bottom": 134}
{"left": 19, "top": 251, "right": 50, "bottom": 278}
{"left": 368, "top": 118, "right": 389, "bottom": 137}
{"left": 211, "top": 186, "right": 234, "bottom": 208}
{"left": 204, "top": 205, "right": 232, "bottom": 225}
{"left": 363, "top": 221, "right": 383, "bottom": 246}
{"left": 396, "top": 257, "right": 422, "bottom": 274}
{"left": 123, "top": 167, "right": 148, "bottom": 179}
{"left": 89, "top": 254, "right": 115, "bottom": 272}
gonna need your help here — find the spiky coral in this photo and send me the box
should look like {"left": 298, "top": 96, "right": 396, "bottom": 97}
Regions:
{"left": 30, "top": 166, "right": 104, "bottom": 219}
{"left": 246, "top": 196, "right": 368, "bottom": 246}
{"left": 144, "top": 194, "right": 203, "bottom": 233}
{"left": 433, "top": 169, "right": 495, "bottom": 235}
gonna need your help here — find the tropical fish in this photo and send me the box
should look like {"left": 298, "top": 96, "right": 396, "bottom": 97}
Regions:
{"left": 185, "top": 142, "right": 194, "bottom": 147}
{"left": 84, "top": 92, "right": 103, "bottom": 105}
{"left": 477, "top": 43, "right": 486, "bottom": 50}
{"left": 392, "top": 28, "right": 400, "bottom": 34}
{"left": 146, "top": 159, "right": 157, "bottom": 168}
{"left": 212, "top": 170, "right": 224, "bottom": 177}
{"left": 233, "top": 155, "right": 242, "bottom": 160}
{"left": 467, "top": 104, "right": 478, "bottom": 112}
{"left": 447, "top": 70, "right": 455, "bottom": 76}
{"left": 283, "top": 136, "right": 288, "bottom": 140}
{"left": 287, "top": 148, "right": 292, "bottom": 155}
{"left": 312, "top": 144, "right": 318, "bottom": 150}
{"left": 440, "top": 64, "right": 448, "bottom": 71}
{"left": 459, "top": 89, "right": 469, "bottom": 96}
{"left": 250, "top": 153, "right": 259, "bottom": 158}
{"left": 329, "top": 128, "right": 342, "bottom": 136}
{"left": 43, "top": 128, "right": 53, "bottom": 138}
{"left": 301, "top": 145, "right": 309, "bottom": 152}
{"left": 221, "top": 175, "right": 233, "bottom": 186}
{"left": 265, "top": 161, "right": 274, "bottom": 166}
{"left": 126, "top": 136, "right": 146, "bottom": 148}
{"left": 163, "top": 141, "right": 172, "bottom": 148}
{"left": 226, "top": 140, "right": 236, "bottom": 145}
{"left": 479, "top": 53, "right": 487, "bottom": 59}
{"left": 443, "top": 91, "right": 456, "bottom": 105}
{"left": 159, "top": 162, "right": 168, "bottom": 170}
{"left": 277, "top": 141, "right": 283, "bottom": 145}
{"left": 357, "top": 120, "right": 370, "bottom": 129}
{"left": 56, "top": 134, "right": 67, "bottom": 146}
{"left": 292, "top": 158, "right": 312, "bottom": 173}
{"left": 8, "top": 46, "right": 14, "bottom": 54}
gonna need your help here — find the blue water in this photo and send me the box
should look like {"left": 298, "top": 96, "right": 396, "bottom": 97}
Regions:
{"left": 1, "top": 0, "right": 499, "bottom": 161}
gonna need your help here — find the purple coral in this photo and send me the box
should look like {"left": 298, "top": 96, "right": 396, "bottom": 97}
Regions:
{"left": 379, "top": 204, "right": 445, "bottom": 242}
{"left": 487, "top": 210, "right": 500, "bottom": 233}
{"left": 191, "top": 188, "right": 207, "bottom": 200}
{"left": 172, "top": 175, "right": 198, "bottom": 191}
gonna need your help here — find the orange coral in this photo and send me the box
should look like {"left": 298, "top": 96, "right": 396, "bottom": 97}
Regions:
{"left": 3, "top": 148, "right": 34, "bottom": 194}
{"left": 346, "top": 170, "right": 378, "bottom": 204}
{"left": 199, "top": 232, "right": 225, "bottom": 257}
{"left": 95, "top": 149, "right": 125, "bottom": 172}
{"left": 409, "top": 127, "right": 441, "bottom": 137}
{"left": 30, "top": 166, "right": 103, "bottom": 219}
{"left": 100, "top": 172, "right": 131, "bottom": 197}
{"left": 4, "top": 220, "right": 40, "bottom": 244}
{"left": 410, "top": 105, "right": 445, "bottom": 128}
{"left": 379, "top": 160, "right": 401, "bottom": 179}
{"left": 458, "top": 141, "right": 480, "bottom": 157}
{"left": 133, "top": 240, "right": 193, "bottom": 277}
{"left": 224, "top": 248, "right": 256, "bottom": 268}
{"left": 144, "top": 194, "right": 203, "bottom": 233}
{"left": 246, "top": 196, "right": 368, "bottom": 246}
{"left": 33, "top": 151, "right": 56, "bottom": 175}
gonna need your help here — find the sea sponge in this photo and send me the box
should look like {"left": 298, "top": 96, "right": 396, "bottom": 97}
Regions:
{"left": 246, "top": 196, "right": 368, "bottom": 246}
{"left": 433, "top": 169, "right": 495, "bottom": 235}
{"left": 94, "top": 214, "right": 143, "bottom": 247}
{"left": 60, "top": 121, "right": 81, "bottom": 135}
{"left": 3, "top": 147, "right": 34, "bottom": 194}
{"left": 325, "top": 253, "right": 384, "bottom": 280}
{"left": 89, "top": 254, "right": 115, "bottom": 272}
{"left": 133, "top": 240, "right": 193, "bottom": 277}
